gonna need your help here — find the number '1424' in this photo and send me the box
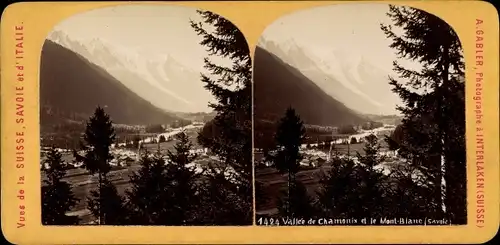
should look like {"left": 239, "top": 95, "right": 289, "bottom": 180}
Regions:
{"left": 257, "top": 217, "right": 280, "bottom": 226}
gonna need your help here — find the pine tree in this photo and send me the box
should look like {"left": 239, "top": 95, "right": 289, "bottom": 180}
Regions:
{"left": 354, "top": 135, "right": 387, "bottom": 217}
{"left": 277, "top": 179, "right": 316, "bottom": 219}
{"left": 356, "top": 134, "right": 385, "bottom": 169}
{"left": 126, "top": 139, "right": 200, "bottom": 226}
{"left": 381, "top": 5, "right": 466, "bottom": 223}
{"left": 125, "top": 150, "right": 170, "bottom": 225}
{"left": 87, "top": 178, "right": 128, "bottom": 225}
{"left": 73, "top": 106, "right": 123, "bottom": 225}
{"left": 270, "top": 107, "right": 306, "bottom": 176}
{"left": 384, "top": 162, "right": 437, "bottom": 218}
{"left": 267, "top": 107, "right": 306, "bottom": 215}
{"left": 195, "top": 171, "right": 250, "bottom": 225}
{"left": 41, "top": 147, "right": 79, "bottom": 225}
{"left": 316, "top": 135, "right": 388, "bottom": 219}
{"left": 190, "top": 10, "right": 252, "bottom": 224}
{"left": 316, "top": 157, "right": 364, "bottom": 218}
{"left": 163, "top": 131, "right": 200, "bottom": 225}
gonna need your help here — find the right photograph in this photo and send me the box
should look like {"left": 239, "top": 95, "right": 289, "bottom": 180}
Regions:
{"left": 253, "top": 3, "right": 466, "bottom": 225}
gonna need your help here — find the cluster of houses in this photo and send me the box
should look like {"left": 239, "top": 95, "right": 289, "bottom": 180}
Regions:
{"left": 113, "top": 123, "right": 144, "bottom": 131}
{"left": 42, "top": 123, "right": 209, "bottom": 171}
{"left": 41, "top": 141, "right": 209, "bottom": 170}
{"left": 256, "top": 144, "right": 402, "bottom": 176}
{"left": 255, "top": 124, "right": 399, "bottom": 170}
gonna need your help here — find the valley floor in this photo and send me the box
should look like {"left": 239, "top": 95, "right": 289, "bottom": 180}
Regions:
{"left": 41, "top": 124, "right": 214, "bottom": 224}
{"left": 254, "top": 149, "right": 405, "bottom": 217}
{"left": 254, "top": 126, "right": 406, "bottom": 217}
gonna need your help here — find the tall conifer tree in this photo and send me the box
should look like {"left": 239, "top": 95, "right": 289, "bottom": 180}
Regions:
{"left": 316, "top": 135, "right": 387, "bottom": 219}
{"left": 381, "top": 5, "right": 466, "bottom": 223}
{"left": 126, "top": 134, "right": 199, "bottom": 226}
{"left": 126, "top": 150, "right": 170, "bottom": 225}
{"left": 87, "top": 178, "right": 128, "bottom": 225}
{"left": 316, "top": 157, "right": 365, "bottom": 218}
{"left": 41, "top": 147, "right": 80, "bottom": 225}
{"left": 270, "top": 107, "right": 306, "bottom": 178}
{"left": 190, "top": 10, "right": 253, "bottom": 224}
{"left": 74, "top": 106, "right": 126, "bottom": 224}
{"left": 267, "top": 107, "right": 308, "bottom": 216}
{"left": 277, "top": 179, "right": 316, "bottom": 219}
{"left": 163, "top": 131, "right": 200, "bottom": 225}
{"left": 356, "top": 134, "right": 385, "bottom": 169}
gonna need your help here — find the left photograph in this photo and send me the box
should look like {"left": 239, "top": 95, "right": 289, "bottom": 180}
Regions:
{"left": 40, "top": 5, "right": 252, "bottom": 226}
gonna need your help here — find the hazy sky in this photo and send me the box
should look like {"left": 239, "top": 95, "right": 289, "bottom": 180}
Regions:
{"left": 52, "top": 5, "right": 209, "bottom": 69}
{"left": 258, "top": 3, "right": 420, "bottom": 115}
{"left": 50, "top": 3, "right": 414, "bottom": 115}
{"left": 49, "top": 5, "right": 240, "bottom": 113}
{"left": 261, "top": 3, "right": 400, "bottom": 74}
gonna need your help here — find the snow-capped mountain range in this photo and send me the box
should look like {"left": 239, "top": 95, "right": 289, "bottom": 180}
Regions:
{"left": 47, "top": 30, "right": 212, "bottom": 113}
{"left": 258, "top": 38, "right": 402, "bottom": 115}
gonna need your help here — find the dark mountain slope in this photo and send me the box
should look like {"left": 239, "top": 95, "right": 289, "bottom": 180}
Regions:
{"left": 40, "top": 40, "right": 180, "bottom": 128}
{"left": 253, "top": 46, "right": 366, "bottom": 126}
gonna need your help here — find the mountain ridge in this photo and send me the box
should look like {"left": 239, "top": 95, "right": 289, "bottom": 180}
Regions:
{"left": 253, "top": 45, "right": 366, "bottom": 126}
{"left": 40, "top": 39, "right": 182, "bottom": 129}
{"left": 258, "top": 38, "right": 401, "bottom": 115}
{"left": 47, "top": 30, "right": 212, "bottom": 113}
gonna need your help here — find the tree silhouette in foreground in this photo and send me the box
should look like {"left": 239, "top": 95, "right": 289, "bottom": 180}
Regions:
{"left": 271, "top": 107, "right": 305, "bottom": 175}
{"left": 74, "top": 106, "right": 126, "bottom": 225}
{"left": 41, "top": 147, "right": 79, "bottom": 225}
{"left": 316, "top": 135, "right": 387, "bottom": 219}
{"left": 316, "top": 157, "right": 364, "bottom": 219}
{"left": 315, "top": 133, "right": 440, "bottom": 220}
{"left": 356, "top": 134, "right": 385, "bottom": 169}
{"left": 190, "top": 10, "right": 252, "bottom": 225}
{"left": 87, "top": 178, "right": 128, "bottom": 225}
{"left": 126, "top": 150, "right": 170, "bottom": 225}
{"left": 381, "top": 5, "right": 466, "bottom": 223}
{"left": 126, "top": 132, "right": 200, "bottom": 225}
{"left": 163, "top": 131, "right": 200, "bottom": 225}
{"left": 267, "top": 107, "right": 307, "bottom": 216}
{"left": 277, "top": 179, "right": 316, "bottom": 219}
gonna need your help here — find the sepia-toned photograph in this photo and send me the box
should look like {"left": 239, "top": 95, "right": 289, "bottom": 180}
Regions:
{"left": 2, "top": 0, "right": 499, "bottom": 243}
{"left": 253, "top": 3, "right": 466, "bottom": 225}
{"left": 40, "top": 5, "right": 252, "bottom": 226}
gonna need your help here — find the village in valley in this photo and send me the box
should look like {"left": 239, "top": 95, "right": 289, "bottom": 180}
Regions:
{"left": 41, "top": 121, "right": 208, "bottom": 169}
{"left": 40, "top": 120, "right": 220, "bottom": 224}
{"left": 256, "top": 123, "right": 398, "bottom": 168}
{"left": 254, "top": 120, "right": 405, "bottom": 217}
